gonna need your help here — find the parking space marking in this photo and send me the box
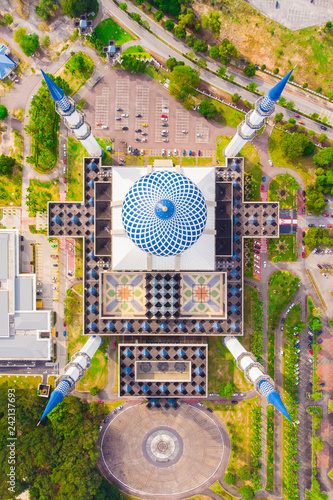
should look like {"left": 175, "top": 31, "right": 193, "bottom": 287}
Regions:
{"left": 115, "top": 78, "right": 130, "bottom": 130}
{"left": 175, "top": 109, "right": 189, "bottom": 143}
{"left": 155, "top": 96, "right": 169, "bottom": 143}
{"left": 95, "top": 87, "right": 109, "bottom": 129}
{"left": 135, "top": 84, "right": 150, "bottom": 144}
{"left": 195, "top": 119, "right": 210, "bottom": 143}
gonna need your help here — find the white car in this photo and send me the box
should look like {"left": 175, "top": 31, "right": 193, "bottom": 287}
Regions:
{"left": 232, "top": 393, "right": 239, "bottom": 397}
{"left": 52, "top": 286, "right": 58, "bottom": 290}
{"left": 268, "top": 159, "right": 273, "bottom": 166}
{"left": 263, "top": 261, "right": 267, "bottom": 268}
{"left": 121, "top": 113, "right": 129, "bottom": 117}
{"left": 280, "top": 350, "right": 284, "bottom": 356}
{"left": 174, "top": 149, "right": 178, "bottom": 155}
{"left": 197, "top": 133, "right": 203, "bottom": 137}
{"left": 182, "top": 130, "right": 188, "bottom": 133}
{"left": 197, "top": 402, "right": 204, "bottom": 407}
{"left": 162, "top": 149, "right": 166, "bottom": 156}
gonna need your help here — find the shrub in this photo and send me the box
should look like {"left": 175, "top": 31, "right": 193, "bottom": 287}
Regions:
{"left": 289, "top": 75, "right": 294, "bottom": 81}
{"left": 119, "top": 2, "right": 127, "bottom": 10}
{"left": 193, "top": 39, "right": 208, "bottom": 52}
{"left": 260, "top": 64, "right": 266, "bottom": 71}
{"left": 42, "top": 35, "right": 50, "bottom": 47}
{"left": 274, "top": 112, "right": 283, "bottom": 122}
{"left": 89, "top": 386, "right": 99, "bottom": 396}
{"left": 186, "top": 34, "right": 195, "bottom": 47}
{"left": 209, "top": 46, "right": 220, "bottom": 58}
{"left": 216, "top": 66, "right": 227, "bottom": 77}
{"left": 303, "top": 82, "right": 308, "bottom": 89}
{"left": 315, "top": 86, "right": 323, "bottom": 93}
{"left": 288, "top": 117, "right": 296, "bottom": 125}
{"left": 174, "top": 25, "right": 186, "bottom": 39}
{"left": 198, "top": 99, "right": 217, "bottom": 119}
{"left": 273, "top": 67, "right": 279, "bottom": 74}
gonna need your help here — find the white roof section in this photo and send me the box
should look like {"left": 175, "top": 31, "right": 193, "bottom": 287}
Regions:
{"left": 112, "top": 166, "right": 215, "bottom": 270}
{"left": 15, "top": 276, "right": 34, "bottom": 311}
{"left": 0, "top": 290, "right": 9, "bottom": 337}
{"left": 0, "top": 233, "right": 8, "bottom": 279}
{"left": 14, "top": 311, "right": 50, "bottom": 331}
{"left": 0, "top": 335, "right": 51, "bottom": 360}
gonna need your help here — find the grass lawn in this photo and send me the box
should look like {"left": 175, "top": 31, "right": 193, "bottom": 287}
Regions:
{"left": 67, "top": 137, "right": 84, "bottom": 201}
{"left": 207, "top": 337, "right": 252, "bottom": 393}
{"left": 242, "top": 142, "right": 261, "bottom": 201}
{"left": 66, "top": 287, "right": 108, "bottom": 392}
{"left": 127, "top": 154, "right": 144, "bottom": 166}
{"left": 329, "top": 400, "right": 333, "bottom": 414}
{"left": 268, "top": 129, "right": 318, "bottom": 186}
{"left": 0, "top": 168, "right": 22, "bottom": 207}
{"left": 0, "top": 375, "right": 42, "bottom": 389}
{"left": 95, "top": 18, "right": 134, "bottom": 45}
{"left": 27, "top": 179, "right": 58, "bottom": 215}
{"left": 197, "top": 157, "right": 213, "bottom": 166}
{"left": 47, "top": 375, "right": 57, "bottom": 388}
{"left": 244, "top": 284, "right": 256, "bottom": 329}
{"left": 206, "top": 397, "right": 259, "bottom": 488}
{"left": 96, "top": 138, "right": 112, "bottom": 165}
{"left": 75, "top": 238, "right": 83, "bottom": 278}
{"left": 122, "top": 45, "right": 151, "bottom": 59}
{"left": 213, "top": 99, "right": 244, "bottom": 128}
{"left": 244, "top": 238, "right": 254, "bottom": 279}
{"left": 144, "top": 64, "right": 169, "bottom": 84}
{"left": 57, "top": 53, "right": 94, "bottom": 95}
{"left": 268, "top": 234, "right": 297, "bottom": 262}
{"left": 216, "top": 135, "right": 230, "bottom": 161}
{"left": 12, "top": 108, "right": 24, "bottom": 121}
{"left": 210, "top": 481, "right": 237, "bottom": 500}
{"left": 268, "top": 173, "right": 299, "bottom": 209}
{"left": 268, "top": 270, "right": 300, "bottom": 330}
{"left": 182, "top": 157, "right": 197, "bottom": 166}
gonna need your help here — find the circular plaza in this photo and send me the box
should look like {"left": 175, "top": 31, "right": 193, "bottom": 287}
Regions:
{"left": 98, "top": 403, "right": 227, "bottom": 499}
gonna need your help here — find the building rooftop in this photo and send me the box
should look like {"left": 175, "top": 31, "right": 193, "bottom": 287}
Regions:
{"left": 0, "top": 44, "right": 16, "bottom": 80}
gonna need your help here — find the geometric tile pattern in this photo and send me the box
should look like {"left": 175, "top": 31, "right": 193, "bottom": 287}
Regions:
{"left": 119, "top": 344, "right": 207, "bottom": 398}
{"left": 181, "top": 273, "right": 225, "bottom": 317}
{"left": 146, "top": 273, "right": 180, "bottom": 318}
{"left": 102, "top": 273, "right": 145, "bottom": 316}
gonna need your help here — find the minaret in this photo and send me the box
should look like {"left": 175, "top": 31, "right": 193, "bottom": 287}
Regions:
{"left": 223, "top": 336, "right": 293, "bottom": 422}
{"left": 41, "top": 70, "right": 103, "bottom": 158}
{"left": 38, "top": 335, "right": 103, "bottom": 424}
{"left": 224, "top": 69, "right": 294, "bottom": 158}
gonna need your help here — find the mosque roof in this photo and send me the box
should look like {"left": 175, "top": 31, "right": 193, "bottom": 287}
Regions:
{"left": 121, "top": 170, "right": 207, "bottom": 257}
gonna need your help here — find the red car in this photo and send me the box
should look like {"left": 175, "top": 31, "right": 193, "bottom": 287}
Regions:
{"left": 63, "top": 158, "right": 66, "bottom": 164}
{"left": 327, "top": 224, "right": 333, "bottom": 228}
{"left": 295, "top": 114, "right": 300, "bottom": 118}
{"left": 63, "top": 177, "right": 66, "bottom": 183}
{"left": 63, "top": 321, "right": 66, "bottom": 326}
{"left": 309, "top": 349, "right": 313, "bottom": 355}
{"left": 323, "top": 213, "right": 329, "bottom": 217}
{"left": 98, "top": 400, "right": 104, "bottom": 404}
{"left": 191, "top": 151, "right": 195, "bottom": 156}
{"left": 161, "top": 114, "right": 167, "bottom": 118}
{"left": 302, "top": 251, "right": 305, "bottom": 258}
{"left": 113, "top": 341, "right": 116, "bottom": 348}
{"left": 261, "top": 184, "right": 264, "bottom": 191}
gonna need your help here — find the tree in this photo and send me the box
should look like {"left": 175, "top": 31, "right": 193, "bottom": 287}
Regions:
{"left": 197, "top": 58, "right": 207, "bottom": 69}
{"left": 186, "top": 34, "right": 195, "bottom": 47}
{"left": 119, "top": 2, "right": 127, "bottom": 10}
{"left": 155, "top": 10, "right": 163, "bottom": 21}
{"left": 193, "top": 38, "right": 208, "bottom": 52}
{"left": 174, "top": 24, "right": 186, "bottom": 39}
{"left": 198, "top": 100, "right": 217, "bottom": 119}
{"left": 306, "top": 188, "right": 326, "bottom": 213}
{"left": 178, "top": 8, "right": 195, "bottom": 28}
{"left": 166, "top": 57, "right": 184, "bottom": 71}
{"left": 278, "top": 96, "right": 287, "bottom": 106}
{"left": 247, "top": 82, "right": 257, "bottom": 92}
{"left": 274, "top": 112, "right": 283, "bottom": 122}
{"left": 313, "top": 147, "right": 333, "bottom": 167}
{"left": 325, "top": 21, "right": 332, "bottom": 29}
{"left": 224, "top": 472, "right": 236, "bottom": 485}
{"left": 209, "top": 46, "right": 220, "bottom": 59}
{"left": 19, "top": 33, "right": 39, "bottom": 56}
{"left": 169, "top": 65, "right": 199, "bottom": 101}
{"left": 13, "top": 27, "right": 26, "bottom": 44}
{"left": 35, "top": 0, "right": 57, "bottom": 20}
{"left": 165, "top": 19, "right": 174, "bottom": 31}
{"left": 286, "top": 100, "right": 295, "bottom": 110}
{"left": 42, "top": 35, "right": 50, "bottom": 47}
{"left": 240, "top": 485, "right": 255, "bottom": 500}
{"left": 0, "top": 104, "right": 8, "bottom": 120}
{"left": 90, "top": 386, "right": 99, "bottom": 396}
{"left": 65, "top": 51, "right": 93, "bottom": 78}
{"left": 130, "top": 12, "right": 141, "bottom": 23}
{"left": 243, "top": 63, "right": 256, "bottom": 77}
{"left": 288, "top": 117, "right": 296, "bottom": 125}
{"left": 201, "top": 14, "right": 209, "bottom": 29}
{"left": 231, "top": 93, "right": 240, "bottom": 103}
{"left": 219, "top": 38, "right": 239, "bottom": 64}
{"left": 317, "top": 133, "right": 327, "bottom": 144}
{"left": 59, "top": 0, "right": 98, "bottom": 18}
{"left": 121, "top": 55, "right": 148, "bottom": 74}
{"left": 217, "top": 66, "right": 227, "bottom": 78}
{"left": 238, "top": 465, "right": 251, "bottom": 480}
{"left": 208, "top": 11, "right": 221, "bottom": 36}
{"left": 219, "top": 382, "right": 234, "bottom": 398}
{"left": 281, "top": 133, "right": 313, "bottom": 159}
{"left": 0, "top": 154, "right": 15, "bottom": 175}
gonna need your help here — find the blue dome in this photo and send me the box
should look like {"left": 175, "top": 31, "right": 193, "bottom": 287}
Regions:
{"left": 122, "top": 171, "right": 207, "bottom": 256}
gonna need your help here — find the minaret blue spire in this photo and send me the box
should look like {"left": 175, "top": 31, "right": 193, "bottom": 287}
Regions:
{"left": 259, "top": 380, "right": 293, "bottom": 422}
{"left": 41, "top": 70, "right": 71, "bottom": 112}
{"left": 259, "top": 68, "right": 294, "bottom": 113}
{"left": 37, "top": 380, "right": 70, "bottom": 425}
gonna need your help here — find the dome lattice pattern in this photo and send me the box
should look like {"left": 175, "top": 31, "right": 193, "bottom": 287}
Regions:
{"left": 122, "top": 171, "right": 207, "bottom": 256}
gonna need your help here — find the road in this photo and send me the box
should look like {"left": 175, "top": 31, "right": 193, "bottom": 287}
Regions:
{"left": 101, "top": 0, "right": 333, "bottom": 138}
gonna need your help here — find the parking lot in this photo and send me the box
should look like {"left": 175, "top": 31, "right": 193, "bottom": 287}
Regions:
{"left": 306, "top": 250, "right": 333, "bottom": 318}
{"left": 83, "top": 69, "right": 228, "bottom": 162}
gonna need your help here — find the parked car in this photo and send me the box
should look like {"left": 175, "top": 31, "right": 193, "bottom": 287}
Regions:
{"left": 116, "top": 108, "right": 122, "bottom": 111}
{"left": 142, "top": 123, "right": 148, "bottom": 127}
{"left": 161, "top": 114, "right": 167, "bottom": 118}
{"left": 262, "top": 176, "right": 266, "bottom": 182}
{"left": 98, "top": 400, "right": 104, "bottom": 404}
{"left": 302, "top": 251, "right": 305, "bottom": 258}
{"left": 135, "top": 129, "right": 142, "bottom": 133}
{"left": 268, "top": 159, "right": 273, "bottom": 166}
{"left": 318, "top": 339, "right": 323, "bottom": 344}
{"left": 309, "top": 349, "right": 313, "bottom": 355}
{"left": 319, "top": 382, "right": 325, "bottom": 386}
{"left": 135, "top": 114, "right": 141, "bottom": 117}
{"left": 281, "top": 318, "right": 285, "bottom": 323}
{"left": 63, "top": 331, "right": 66, "bottom": 337}
{"left": 122, "top": 126, "right": 128, "bottom": 130}
{"left": 321, "top": 125, "right": 327, "bottom": 130}
{"left": 183, "top": 150, "right": 186, "bottom": 156}
{"left": 207, "top": 407, "right": 213, "bottom": 413}
{"left": 104, "top": 416, "right": 110, "bottom": 422}
{"left": 231, "top": 400, "right": 238, "bottom": 404}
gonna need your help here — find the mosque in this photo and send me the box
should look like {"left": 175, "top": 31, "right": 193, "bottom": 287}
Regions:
{"left": 38, "top": 68, "right": 294, "bottom": 496}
